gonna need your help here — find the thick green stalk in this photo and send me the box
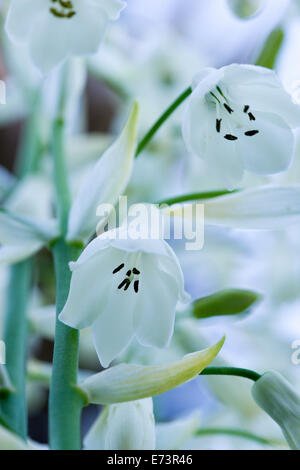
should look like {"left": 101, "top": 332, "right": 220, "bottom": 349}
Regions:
{"left": 201, "top": 366, "right": 261, "bottom": 382}
{"left": 49, "top": 64, "right": 85, "bottom": 449}
{"left": 135, "top": 86, "right": 192, "bottom": 157}
{"left": 49, "top": 239, "right": 85, "bottom": 450}
{"left": 0, "top": 261, "right": 32, "bottom": 438}
{"left": 0, "top": 92, "right": 41, "bottom": 437}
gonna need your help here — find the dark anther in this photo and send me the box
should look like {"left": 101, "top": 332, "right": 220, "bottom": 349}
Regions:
{"left": 113, "top": 263, "right": 124, "bottom": 274}
{"left": 224, "top": 104, "right": 234, "bottom": 114}
{"left": 126, "top": 270, "right": 132, "bottom": 277}
{"left": 245, "top": 130, "right": 259, "bottom": 137}
{"left": 244, "top": 105, "right": 250, "bottom": 113}
{"left": 216, "top": 119, "right": 222, "bottom": 133}
{"left": 134, "top": 280, "right": 139, "bottom": 293}
{"left": 133, "top": 268, "right": 140, "bottom": 275}
{"left": 248, "top": 112, "right": 256, "bottom": 121}
{"left": 118, "top": 279, "right": 131, "bottom": 290}
{"left": 224, "top": 134, "right": 238, "bottom": 141}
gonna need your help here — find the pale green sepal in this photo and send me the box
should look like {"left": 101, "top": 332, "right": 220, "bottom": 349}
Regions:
{"left": 80, "top": 337, "right": 225, "bottom": 405}
{"left": 67, "top": 102, "right": 139, "bottom": 242}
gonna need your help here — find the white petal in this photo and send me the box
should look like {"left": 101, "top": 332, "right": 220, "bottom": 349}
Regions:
{"left": 183, "top": 100, "right": 244, "bottom": 190}
{"left": 92, "top": 280, "right": 137, "bottom": 368}
{"left": 240, "top": 111, "right": 294, "bottom": 175}
{"left": 5, "top": 0, "right": 45, "bottom": 43}
{"left": 135, "top": 254, "right": 178, "bottom": 348}
{"left": 59, "top": 247, "right": 123, "bottom": 330}
{"left": 225, "top": 64, "right": 300, "bottom": 128}
{"left": 96, "top": 0, "right": 127, "bottom": 20}
{"left": 0, "top": 243, "right": 43, "bottom": 265}
{"left": 203, "top": 185, "right": 300, "bottom": 229}
{"left": 105, "top": 399, "right": 155, "bottom": 450}
{"left": 84, "top": 406, "right": 109, "bottom": 450}
{"left": 67, "top": 103, "right": 139, "bottom": 242}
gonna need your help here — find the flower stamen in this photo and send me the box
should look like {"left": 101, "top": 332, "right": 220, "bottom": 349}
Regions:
{"left": 112, "top": 263, "right": 124, "bottom": 274}
{"left": 49, "top": 0, "right": 76, "bottom": 19}
{"left": 245, "top": 130, "right": 259, "bottom": 137}
{"left": 224, "top": 134, "right": 238, "bottom": 141}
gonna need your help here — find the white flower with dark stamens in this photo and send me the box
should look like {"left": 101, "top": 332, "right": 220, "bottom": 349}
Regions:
{"left": 5, "top": 0, "right": 126, "bottom": 74}
{"left": 59, "top": 229, "right": 190, "bottom": 368}
{"left": 183, "top": 64, "right": 300, "bottom": 189}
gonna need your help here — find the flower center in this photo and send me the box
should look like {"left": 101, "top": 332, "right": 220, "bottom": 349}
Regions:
{"left": 208, "top": 86, "right": 259, "bottom": 141}
{"left": 49, "top": 0, "right": 76, "bottom": 18}
{"left": 112, "top": 263, "right": 141, "bottom": 293}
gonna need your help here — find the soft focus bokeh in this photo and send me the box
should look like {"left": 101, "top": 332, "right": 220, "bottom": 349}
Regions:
{"left": 1, "top": 0, "right": 300, "bottom": 450}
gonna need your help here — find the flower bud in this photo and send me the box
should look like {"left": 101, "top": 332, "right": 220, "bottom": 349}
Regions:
{"left": 252, "top": 371, "right": 300, "bottom": 450}
{"left": 80, "top": 337, "right": 225, "bottom": 405}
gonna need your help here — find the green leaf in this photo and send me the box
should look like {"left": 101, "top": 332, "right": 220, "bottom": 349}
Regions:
{"left": 192, "top": 289, "right": 262, "bottom": 319}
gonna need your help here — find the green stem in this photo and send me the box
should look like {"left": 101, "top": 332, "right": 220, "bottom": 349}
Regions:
{"left": 0, "top": 261, "right": 32, "bottom": 439}
{"left": 157, "top": 190, "right": 237, "bottom": 206}
{"left": 49, "top": 64, "right": 85, "bottom": 449}
{"left": 195, "top": 428, "right": 277, "bottom": 447}
{"left": 201, "top": 367, "right": 261, "bottom": 382}
{"left": 255, "top": 27, "right": 284, "bottom": 70}
{"left": 49, "top": 239, "right": 85, "bottom": 450}
{"left": 135, "top": 86, "right": 192, "bottom": 157}
{"left": 0, "top": 93, "right": 40, "bottom": 436}
{"left": 52, "top": 109, "right": 71, "bottom": 235}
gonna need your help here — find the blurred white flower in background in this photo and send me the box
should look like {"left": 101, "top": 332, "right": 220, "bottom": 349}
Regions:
{"left": 5, "top": 0, "right": 126, "bottom": 73}
{"left": 182, "top": 65, "right": 300, "bottom": 189}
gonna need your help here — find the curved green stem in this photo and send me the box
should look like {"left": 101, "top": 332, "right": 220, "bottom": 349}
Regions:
{"left": 201, "top": 367, "right": 261, "bottom": 382}
{"left": 195, "top": 428, "right": 278, "bottom": 447}
{"left": 135, "top": 86, "right": 192, "bottom": 157}
{"left": 0, "top": 260, "right": 32, "bottom": 439}
{"left": 157, "top": 190, "right": 237, "bottom": 206}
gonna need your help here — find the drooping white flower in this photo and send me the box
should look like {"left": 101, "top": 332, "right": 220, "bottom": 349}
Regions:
{"left": 84, "top": 398, "right": 155, "bottom": 450}
{"left": 182, "top": 64, "right": 300, "bottom": 189}
{"left": 5, "top": 0, "right": 126, "bottom": 74}
{"left": 59, "top": 228, "right": 190, "bottom": 367}
{"left": 252, "top": 371, "right": 300, "bottom": 450}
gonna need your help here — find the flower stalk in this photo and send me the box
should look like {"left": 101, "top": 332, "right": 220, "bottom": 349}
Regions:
{"left": 135, "top": 86, "right": 192, "bottom": 157}
{"left": 48, "top": 64, "right": 84, "bottom": 450}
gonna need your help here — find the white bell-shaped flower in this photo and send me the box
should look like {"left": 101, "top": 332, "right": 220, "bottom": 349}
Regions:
{"left": 252, "top": 371, "right": 300, "bottom": 450}
{"left": 59, "top": 227, "right": 190, "bottom": 367}
{"left": 5, "top": 0, "right": 126, "bottom": 73}
{"left": 182, "top": 64, "right": 300, "bottom": 189}
{"left": 84, "top": 398, "right": 155, "bottom": 450}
